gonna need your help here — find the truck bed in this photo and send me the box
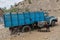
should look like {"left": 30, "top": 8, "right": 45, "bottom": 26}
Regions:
{"left": 3, "top": 11, "right": 45, "bottom": 28}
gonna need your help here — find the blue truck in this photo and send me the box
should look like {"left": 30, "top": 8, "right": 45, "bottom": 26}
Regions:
{"left": 3, "top": 11, "right": 57, "bottom": 33}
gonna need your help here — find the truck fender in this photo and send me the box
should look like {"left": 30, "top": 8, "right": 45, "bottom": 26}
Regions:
{"left": 49, "top": 18, "right": 56, "bottom": 25}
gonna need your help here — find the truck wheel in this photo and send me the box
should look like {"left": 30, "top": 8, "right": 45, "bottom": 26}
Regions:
{"left": 51, "top": 21, "right": 55, "bottom": 26}
{"left": 38, "top": 22, "right": 44, "bottom": 27}
{"left": 22, "top": 26, "right": 31, "bottom": 33}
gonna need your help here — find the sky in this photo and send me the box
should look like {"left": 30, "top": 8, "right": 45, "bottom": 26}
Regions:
{"left": 0, "top": 0, "right": 23, "bottom": 9}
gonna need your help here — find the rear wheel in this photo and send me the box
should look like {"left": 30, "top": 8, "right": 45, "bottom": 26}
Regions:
{"left": 22, "top": 26, "right": 31, "bottom": 33}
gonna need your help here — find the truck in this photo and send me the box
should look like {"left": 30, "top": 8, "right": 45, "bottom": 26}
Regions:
{"left": 3, "top": 11, "right": 58, "bottom": 34}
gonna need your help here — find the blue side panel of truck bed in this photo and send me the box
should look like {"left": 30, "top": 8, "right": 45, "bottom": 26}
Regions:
{"left": 4, "top": 13, "right": 11, "bottom": 27}
{"left": 24, "top": 12, "right": 31, "bottom": 24}
{"left": 30, "top": 12, "right": 35, "bottom": 23}
{"left": 4, "top": 11, "right": 45, "bottom": 28}
{"left": 34, "top": 12, "right": 44, "bottom": 22}
{"left": 18, "top": 13, "right": 24, "bottom": 25}
{"left": 11, "top": 13, "right": 18, "bottom": 26}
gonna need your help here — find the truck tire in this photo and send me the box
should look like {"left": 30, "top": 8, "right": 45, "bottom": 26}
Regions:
{"left": 22, "top": 26, "right": 31, "bottom": 33}
{"left": 51, "top": 21, "right": 55, "bottom": 26}
{"left": 38, "top": 22, "right": 44, "bottom": 27}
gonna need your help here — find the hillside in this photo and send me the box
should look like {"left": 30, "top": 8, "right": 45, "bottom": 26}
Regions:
{"left": 10, "top": 0, "right": 60, "bottom": 16}
{"left": 12, "top": 0, "right": 60, "bottom": 11}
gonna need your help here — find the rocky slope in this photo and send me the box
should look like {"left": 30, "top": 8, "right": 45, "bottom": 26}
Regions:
{"left": 13, "top": 0, "right": 60, "bottom": 12}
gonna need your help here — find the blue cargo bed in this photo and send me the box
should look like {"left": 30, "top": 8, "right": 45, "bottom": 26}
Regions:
{"left": 3, "top": 11, "right": 45, "bottom": 28}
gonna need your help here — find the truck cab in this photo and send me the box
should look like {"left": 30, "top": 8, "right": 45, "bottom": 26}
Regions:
{"left": 44, "top": 12, "right": 58, "bottom": 26}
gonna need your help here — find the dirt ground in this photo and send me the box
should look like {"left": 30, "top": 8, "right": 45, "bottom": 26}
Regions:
{"left": 0, "top": 12, "right": 60, "bottom": 40}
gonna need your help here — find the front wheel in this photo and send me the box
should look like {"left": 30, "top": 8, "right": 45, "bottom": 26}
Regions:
{"left": 51, "top": 21, "right": 55, "bottom": 26}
